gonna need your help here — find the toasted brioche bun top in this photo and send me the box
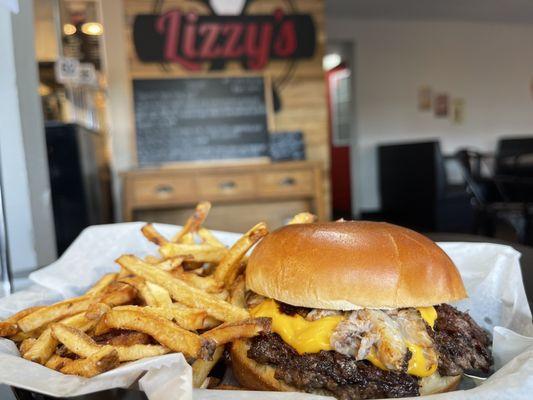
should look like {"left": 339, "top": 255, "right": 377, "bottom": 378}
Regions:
{"left": 246, "top": 221, "right": 467, "bottom": 309}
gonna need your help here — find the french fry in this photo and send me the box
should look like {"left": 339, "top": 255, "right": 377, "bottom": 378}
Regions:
{"left": 198, "top": 228, "right": 225, "bottom": 247}
{"left": 213, "top": 222, "right": 268, "bottom": 286}
{"left": 114, "top": 344, "right": 170, "bottom": 361}
{"left": 172, "top": 201, "right": 211, "bottom": 242}
{"left": 202, "top": 316, "right": 222, "bottom": 330}
{"left": 229, "top": 275, "right": 246, "bottom": 309}
{"left": 104, "top": 308, "right": 216, "bottom": 360}
{"left": 153, "top": 257, "right": 184, "bottom": 271}
{"left": 92, "top": 318, "right": 111, "bottom": 337}
{"left": 180, "top": 232, "right": 195, "bottom": 244}
{"left": 17, "top": 282, "right": 135, "bottom": 334}
{"left": 170, "top": 266, "right": 223, "bottom": 293}
{"left": 112, "top": 305, "right": 174, "bottom": 320}
{"left": 201, "top": 318, "right": 271, "bottom": 346}
{"left": 51, "top": 323, "right": 100, "bottom": 358}
{"left": 190, "top": 263, "right": 216, "bottom": 276}
{"left": 117, "top": 255, "right": 249, "bottom": 322}
{"left": 17, "top": 297, "right": 95, "bottom": 333}
{"left": 168, "top": 305, "right": 208, "bottom": 331}
{"left": 8, "top": 330, "right": 42, "bottom": 343}
{"left": 113, "top": 305, "right": 209, "bottom": 331}
{"left": 145, "top": 255, "right": 163, "bottom": 264}
{"left": 98, "top": 282, "right": 138, "bottom": 306}
{"left": 85, "top": 303, "right": 111, "bottom": 321}
{"left": 159, "top": 243, "right": 228, "bottom": 263}
{"left": 45, "top": 354, "right": 73, "bottom": 371}
{"left": 0, "top": 321, "right": 17, "bottom": 337}
{"left": 19, "top": 338, "right": 36, "bottom": 356}
{"left": 119, "top": 276, "right": 158, "bottom": 306}
{"left": 60, "top": 346, "right": 119, "bottom": 378}
{"left": 146, "top": 281, "right": 173, "bottom": 307}
{"left": 51, "top": 323, "right": 170, "bottom": 362}
{"left": 287, "top": 212, "right": 317, "bottom": 225}
{"left": 141, "top": 223, "right": 169, "bottom": 246}
{"left": 0, "top": 306, "right": 46, "bottom": 337}
{"left": 23, "top": 312, "right": 99, "bottom": 364}
{"left": 94, "top": 330, "right": 151, "bottom": 347}
{"left": 86, "top": 273, "right": 118, "bottom": 296}
{"left": 118, "top": 266, "right": 131, "bottom": 278}
{"left": 192, "top": 346, "right": 225, "bottom": 388}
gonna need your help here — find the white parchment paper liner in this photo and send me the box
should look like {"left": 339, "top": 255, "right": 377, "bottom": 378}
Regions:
{"left": 0, "top": 223, "right": 532, "bottom": 399}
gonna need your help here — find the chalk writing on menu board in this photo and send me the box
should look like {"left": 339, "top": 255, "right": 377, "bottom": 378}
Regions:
{"left": 133, "top": 76, "right": 270, "bottom": 166}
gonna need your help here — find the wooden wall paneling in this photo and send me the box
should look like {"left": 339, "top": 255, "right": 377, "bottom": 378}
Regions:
{"left": 123, "top": 0, "right": 330, "bottom": 218}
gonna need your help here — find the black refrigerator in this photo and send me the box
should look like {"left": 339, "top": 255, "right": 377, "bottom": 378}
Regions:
{"left": 45, "top": 122, "right": 112, "bottom": 255}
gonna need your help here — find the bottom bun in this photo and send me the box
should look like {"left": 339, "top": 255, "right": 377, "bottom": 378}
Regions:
{"left": 231, "top": 339, "right": 461, "bottom": 397}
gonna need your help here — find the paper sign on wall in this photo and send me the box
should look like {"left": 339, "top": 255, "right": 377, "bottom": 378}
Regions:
{"left": 78, "top": 63, "right": 97, "bottom": 87}
{"left": 54, "top": 57, "right": 80, "bottom": 85}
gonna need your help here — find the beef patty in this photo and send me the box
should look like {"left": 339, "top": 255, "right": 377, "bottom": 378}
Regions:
{"left": 248, "top": 333, "right": 419, "bottom": 400}
{"left": 430, "top": 304, "right": 492, "bottom": 376}
{"left": 246, "top": 304, "right": 492, "bottom": 399}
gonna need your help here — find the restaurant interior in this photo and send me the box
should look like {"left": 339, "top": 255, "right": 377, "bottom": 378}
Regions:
{"left": 1, "top": 0, "right": 533, "bottom": 397}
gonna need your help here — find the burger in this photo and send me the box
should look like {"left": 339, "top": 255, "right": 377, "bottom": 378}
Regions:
{"left": 231, "top": 221, "right": 492, "bottom": 399}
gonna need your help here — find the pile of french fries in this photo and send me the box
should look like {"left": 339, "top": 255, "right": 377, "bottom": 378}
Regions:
{"left": 0, "top": 202, "right": 318, "bottom": 387}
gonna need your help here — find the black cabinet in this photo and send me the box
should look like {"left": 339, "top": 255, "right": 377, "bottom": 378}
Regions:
{"left": 45, "top": 122, "right": 111, "bottom": 255}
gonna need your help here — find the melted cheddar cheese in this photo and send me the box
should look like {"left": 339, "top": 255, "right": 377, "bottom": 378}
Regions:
{"left": 251, "top": 299, "right": 344, "bottom": 354}
{"left": 406, "top": 341, "right": 438, "bottom": 377}
{"left": 417, "top": 306, "right": 438, "bottom": 329}
{"left": 251, "top": 299, "right": 439, "bottom": 378}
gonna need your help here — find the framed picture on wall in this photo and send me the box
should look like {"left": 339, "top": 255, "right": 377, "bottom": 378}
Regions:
{"left": 434, "top": 93, "right": 449, "bottom": 117}
{"left": 418, "top": 85, "right": 432, "bottom": 111}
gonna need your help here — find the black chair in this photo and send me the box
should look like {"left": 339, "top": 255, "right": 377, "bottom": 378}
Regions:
{"left": 455, "top": 148, "right": 533, "bottom": 244}
{"left": 378, "top": 141, "right": 472, "bottom": 232}
{"left": 495, "top": 137, "right": 533, "bottom": 204}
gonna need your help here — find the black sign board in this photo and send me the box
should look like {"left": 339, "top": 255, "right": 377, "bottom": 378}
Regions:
{"left": 132, "top": 9, "right": 316, "bottom": 71}
{"left": 269, "top": 131, "right": 305, "bottom": 161}
{"left": 133, "top": 76, "right": 270, "bottom": 166}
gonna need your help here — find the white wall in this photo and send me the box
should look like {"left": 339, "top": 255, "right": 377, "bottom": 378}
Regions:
{"left": 0, "top": 2, "right": 56, "bottom": 276}
{"left": 327, "top": 19, "right": 533, "bottom": 212}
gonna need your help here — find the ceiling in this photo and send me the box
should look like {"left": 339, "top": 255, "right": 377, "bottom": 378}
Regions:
{"left": 326, "top": 0, "right": 533, "bottom": 24}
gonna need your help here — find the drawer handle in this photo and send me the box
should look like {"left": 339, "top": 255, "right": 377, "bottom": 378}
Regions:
{"left": 279, "top": 177, "right": 296, "bottom": 187}
{"left": 155, "top": 184, "right": 174, "bottom": 196}
{"left": 219, "top": 180, "right": 237, "bottom": 191}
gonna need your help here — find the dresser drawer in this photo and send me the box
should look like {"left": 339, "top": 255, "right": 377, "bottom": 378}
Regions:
{"left": 257, "top": 170, "right": 314, "bottom": 196}
{"left": 131, "top": 176, "right": 196, "bottom": 206}
{"left": 196, "top": 174, "right": 255, "bottom": 200}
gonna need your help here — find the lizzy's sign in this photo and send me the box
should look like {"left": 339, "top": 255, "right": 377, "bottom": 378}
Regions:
{"left": 133, "top": 8, "right": 316, "bottom": 70}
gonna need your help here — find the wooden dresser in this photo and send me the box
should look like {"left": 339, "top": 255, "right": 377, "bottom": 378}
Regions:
{"left": 122, "top": 161, "right": 326, "bottom": 232}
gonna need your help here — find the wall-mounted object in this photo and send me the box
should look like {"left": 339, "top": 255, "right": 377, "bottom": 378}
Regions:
{"left": 269, "top": 132, "right": 305, "bottom": 162}
{"left": 418, "top": 85, "right": 432, "bottom": 111}
{"left": 133, "top": 76, "right": 272, "bottom": 166}
{"left": 452, "top": 98, "right": 465, "bottom": 124}
{"left": 434, "top": 93, "right": 449, "bottom": 117}
{"left": 132, "top": 6, "right": 316, "bottom": 71}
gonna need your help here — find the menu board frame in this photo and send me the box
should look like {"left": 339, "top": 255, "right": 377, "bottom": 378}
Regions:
{"left": 131, "top": 73, "right": 274, "bottom": 168}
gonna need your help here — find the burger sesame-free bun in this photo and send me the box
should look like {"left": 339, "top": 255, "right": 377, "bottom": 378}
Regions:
{"left": 231, "top": 339, "right": 461, "bottom": 396}
{"left": 246, "top": 221, "right": 467, "bottom": 309}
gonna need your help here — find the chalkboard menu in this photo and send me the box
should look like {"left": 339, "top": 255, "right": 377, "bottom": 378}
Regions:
{"left": 133, "top": 76, "right": 270, "bottom": 166}
{"left": 269, "top": 131, "right": 305, "bottom": 161}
